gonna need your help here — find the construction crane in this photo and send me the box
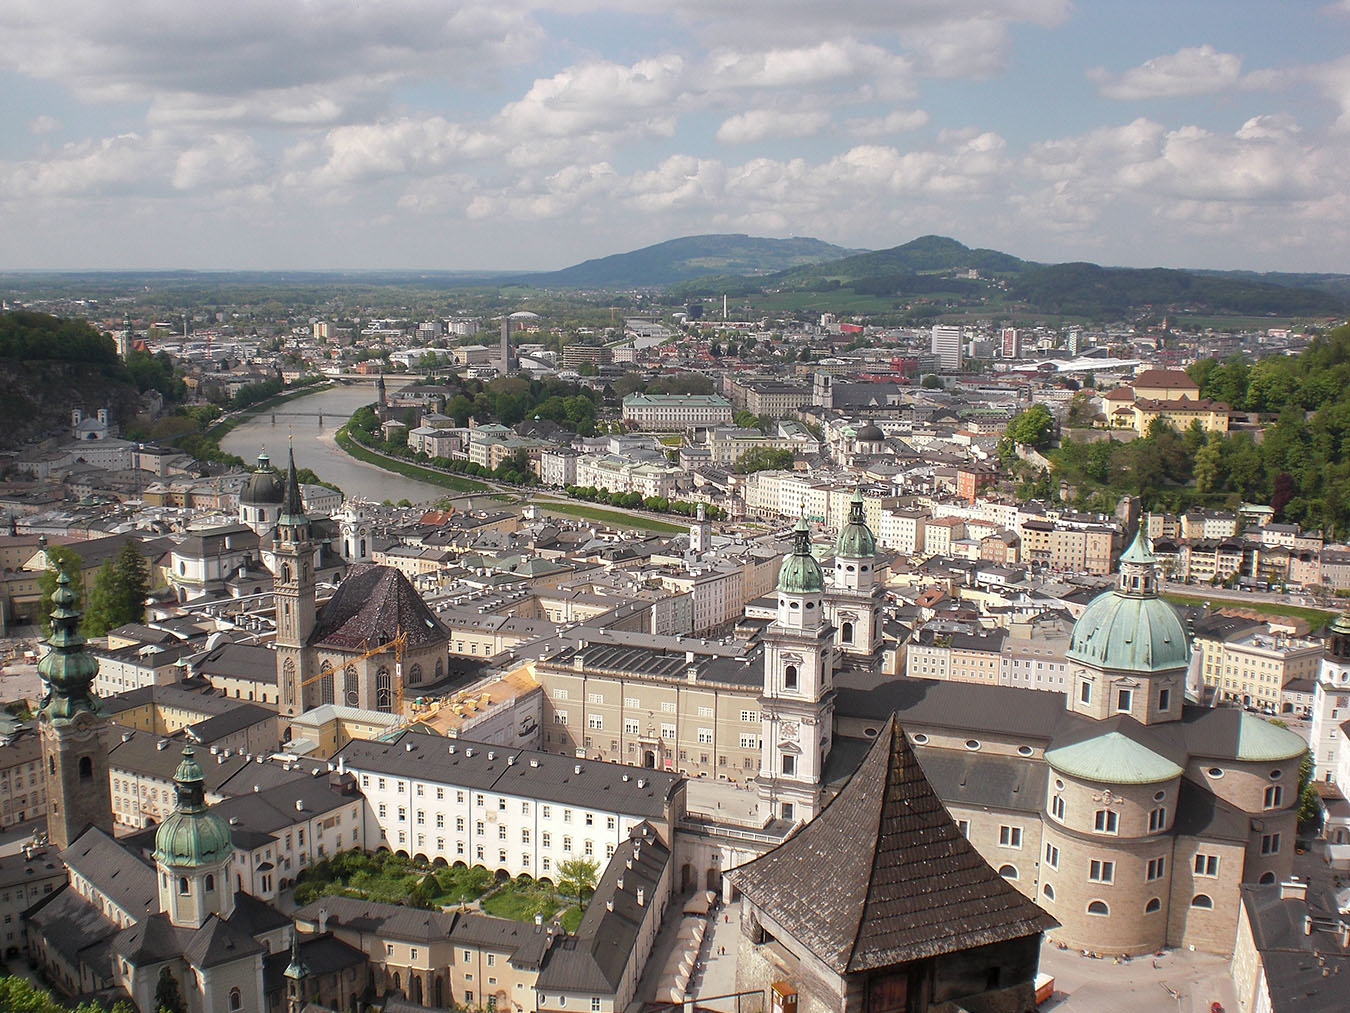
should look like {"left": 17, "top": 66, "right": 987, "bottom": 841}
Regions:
{"left": 298, "top": 628, "right": 409, "bottom": 715}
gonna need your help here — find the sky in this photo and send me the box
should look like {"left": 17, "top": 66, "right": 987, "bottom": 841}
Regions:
{"left": 3, "top": 1, "right": 1350, "bottom": 273}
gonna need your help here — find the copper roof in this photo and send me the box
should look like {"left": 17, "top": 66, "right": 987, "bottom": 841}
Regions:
{"left": 730, "top": 716, "right": 1056, "bottom": 974}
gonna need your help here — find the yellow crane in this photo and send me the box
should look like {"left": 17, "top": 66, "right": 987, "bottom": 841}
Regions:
{"left": 297, "top": 628, "right": 409, "bottom": 715}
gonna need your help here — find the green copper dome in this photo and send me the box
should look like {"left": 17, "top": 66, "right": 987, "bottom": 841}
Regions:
{"left": 834, "top": 488, "right": 877, "bottom": 559}
{"left": 1067, "top": 528, "right": 1190, "bottom": 673}
{"left": 38, "top": 569, "right": 102, "bottom": 724}
{"left": 154, "top": 748, "right": 234, "bottom": 869}
{"left": 779, "top": 516, "right": 824, "bottom": 594}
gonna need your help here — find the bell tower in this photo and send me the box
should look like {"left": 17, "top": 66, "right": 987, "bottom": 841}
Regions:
{"left": 336, "top": 498, "right": 371, "bottom": 564}
{"left": 275, "top": 447, "right": 316, "bottom": 718}
{"left": 758, "top": 516, "right": 835, "bottom": 823}
{"left": 154, "top": 748, "right": 236, "bottom": 928}
{"left": 38, "top": 570, "right": 114, "bottom": 851}
{"left": 826, "top": 487, "right": 884, "bottom": 659}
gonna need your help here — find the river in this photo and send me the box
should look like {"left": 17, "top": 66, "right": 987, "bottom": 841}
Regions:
{"left": 219, "top": 381, "right": 472, "bottom": 505}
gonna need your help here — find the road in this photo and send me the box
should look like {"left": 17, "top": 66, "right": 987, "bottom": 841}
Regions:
{"left": 1160, "top": 581, "right": 1328, "bottom": 613}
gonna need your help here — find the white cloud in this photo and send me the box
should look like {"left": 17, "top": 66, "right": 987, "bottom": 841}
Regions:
{"left": 496, "top": 55, "right": 688, "bottom": 138}
{"left": 846, "top": 109, "right": 930, "bottom": 138}
{"left": 1088, "top": 45, "right": 1244, "bottom": 100}
{"left": 716, "top": 109, "right": 830, "bottom": 144}
{"left": 28, "top": 114, "right": 61, "bottom": 134}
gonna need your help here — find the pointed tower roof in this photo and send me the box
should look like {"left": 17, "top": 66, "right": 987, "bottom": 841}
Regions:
{"left": 284, "top": 931, "right": 311, "bottom": 981}
{"left": 38, "top": 569, "right": 102, "bottom": 724}
{"left": 729, "top": 716, "right": 1056, "bottom": 973}
{"left": 1119, "top": 525, "right": 1156, "bottom": 565}
{"left": 280, "top": 445, "right": 307, "bottom": 524}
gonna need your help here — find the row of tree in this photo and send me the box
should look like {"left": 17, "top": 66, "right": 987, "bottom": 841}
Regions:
{"left": 563, "top": 485, "right": 726, "bottom": 519}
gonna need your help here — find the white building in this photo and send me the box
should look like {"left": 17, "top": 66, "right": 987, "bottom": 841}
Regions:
{"left": 931, "top": 325, "right": 963, "bottom": 372}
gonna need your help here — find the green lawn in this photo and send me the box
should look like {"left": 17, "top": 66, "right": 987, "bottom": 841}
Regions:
{"left": 292, "top": 850, "right": 494, "bottom": 909}
{"left": 335, "top": 426, "right": 490, "bottom": 492}
{"left": 534, "top": 500, "right": 688, "bottom": 534}
{"left": 481, "top": 878, "right": 562, "bottom": 922}
{"left": 559, "top": 905, "right": 584, "bottom": 933}
{"left": 1163, "top": 593, "right": 1334, "bottom": 630}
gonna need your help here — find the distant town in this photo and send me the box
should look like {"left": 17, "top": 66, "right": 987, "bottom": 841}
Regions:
{"left": 0, "top": 278, "right": 1346, "bottom": 1013}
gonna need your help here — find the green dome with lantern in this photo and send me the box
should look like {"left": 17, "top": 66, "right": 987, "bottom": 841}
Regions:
{"left": 154, "top": 748, "right": 234, "bottom": 869}
{"left": 779, "top": 516, "right": 824, "bottom": 593}
{"left": 37, "top": 569, "right": 102, "bottom": 724}
{"left": 1066, "top": 528, "right": 1190, "bottom": 673}
{"left": 834, "top": 487, "right": 877, "bottom": 559}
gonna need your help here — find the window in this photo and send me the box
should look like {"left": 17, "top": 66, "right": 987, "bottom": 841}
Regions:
{"left": 456, "top": 817, "right": 465, "bottom": 833}
{"left": 1044, "top": 844, "right": 1059, "bottom": 868}
{"left": 624, "top": 697, "right": 640, "bottom": 708}
{"left": 624, "top": 720, "right": 640, "bottom": 736}
{"left": 781, "top": 802, "right": 794, "bottom": 820}
{"left": 563, "top": 836, "right": 572, "bottom": 852}
{"left": 1094, "top": 809, "right": 1119, "bottom": 834}
{"left": 1116, "top": 689, "right": 1132, "bottom": 712}
{"left": 398, "top": 807, "right": 407, "bottom": 823}
{"left": 205, "top": 874, "right": 215, "bottom": 892}
{"left": 998, "top": 825, "right": 1022, "bottom": 848}
{"left": 1261, "top": 833, "right": 1281, "bottom": 855}
{"left": 554, "top": 711, "right": 569, "bottom": 725}
{"left": 1147, "top": 857, "right": 1166, "bottom": 881}
{"left": 542, "top": 832, "right": 551, "bottom": 848}
{"left": 592, "top": 999, "right": 601, "bottom": 1012}
{"left": 179, "top": 877, "right": 189, "bottom": 894}
{"left": 1087, "top": 900, "right": 1109, "bottom": 915}
{"left": 660, "top": 701, "right": 677, "bottom": 713}
{"left": 965, "top": 739, "right": 981, "bottom": 751}
{"left": 1159, "top": 688, "right": 1171, "bottom": 710}
{"left": 1148, "top": 807, "right": 1167, "bottom": 832}
{"left": 1088, "top": 860, "right": 1114, "bottom": 883}
{"left": 1194, "top": 854, "right": 1219, "bottom": 877}
{"left": 1051, "top": 796, "right": 1065, "bottom": 820}
{"left": 1191, "top": 894, "right": 1213, "bottom": 909}
{"left": 1043, "top": 884, "right": 1055, "bottom": 900}
{"left": 957, "top": 819, "right": 970, "bottom": 837}
{"left": 782, "top": 755, "right": 796, "bottom": 776}
{"left": 697, "top": 729, "right": 714, "bottom": 744}
{"left": 229, "top": 988, "right": 242, "bottom": 1011}
{"left": 784, "top": 665, "right": 798, "bottom": 689}
{"left": 998, "top": 864, "right": 1018, "bottom": 880}
{"left": 436, "top": 814, "right": 444, "bottom": 828}
{"left": 1145, "top": 897, "right": 1162, "bottom": 913}
{"left": 740, "top": 710, "right": 760, "bottom": 722}
{"left": 660, "top": 724, "right": 675, "bottom": 740}
{"left": 587, "top": 715, "right": 603, "bottom": 730}
{"left": 1080, "top": 682, "right": 1091, "bottom": 704}
{"left": 411, "top": 948, "right": 419, "bottom": 961}
{"left": 1264, "top": 785, "right": 1283, "bottom": 809}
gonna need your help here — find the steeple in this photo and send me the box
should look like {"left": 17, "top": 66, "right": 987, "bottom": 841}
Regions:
{"left": 38, "top": 571, "right": 101, "bottom": 722}
{"left": 154, "top": 748, "right": 236, "bottom": 927}
{"left": 275, "top": 446, "right": 316, "bottom": 718}
{"left": 1117, "top": 525, "right": 1158, "bottom": 597}
{"left": 38, "top": 568, "right": 114, "bottom": 850}
{"left": 281, "top": 445, "right": 307, "bottom": 525}
{"left": 285, "top": 930, "right": 311, "bottom": 1012}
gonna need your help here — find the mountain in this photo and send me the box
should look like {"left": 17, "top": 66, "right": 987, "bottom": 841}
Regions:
{"left": 771, "top": 234, "right": 1029, "bottom": 285}
{"left": 517, "top": 234, "right": 857, "bottom": 288}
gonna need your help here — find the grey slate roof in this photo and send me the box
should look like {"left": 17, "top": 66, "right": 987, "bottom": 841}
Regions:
{"left": 337, "top": 730, "right": 681, "bottom": 817}
{"left": 309, "top": 562, "right": 449, "bottom": 650}
{"left": 26, "top": 886, "right": 120, "bottom": 968}
{"left": 294, "top": 894, "right": 457, "bottom": 942}
{"left": 182, "top": 912, "right": 265, "bottom": 969}
{"left": 61, "top": 826, "right": 158, "bottom": 920}
{"left": 730, "top": 716, "right": 1056, "bottom": 974}
{"left": 193, "top": 642, "right": 277, "bottom": 685}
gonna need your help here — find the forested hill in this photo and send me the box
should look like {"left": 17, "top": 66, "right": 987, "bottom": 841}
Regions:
{"left": 0, "top": 311, "right": 169, "bottom": 443}
{"left": 1045, "top": 323, "right": 1350, "bottom": 538}
{"left": 518, "top": 234, "right": 856, "bottom": 288}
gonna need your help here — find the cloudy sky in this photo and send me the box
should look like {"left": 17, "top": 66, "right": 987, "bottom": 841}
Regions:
{"left": 4, "top": 1, "right": 1350, "bottom": 272}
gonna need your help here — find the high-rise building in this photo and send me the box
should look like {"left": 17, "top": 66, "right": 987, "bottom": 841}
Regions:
{"left": 931, "top": 324, "right": 963, "bottom": 371}
{"left": 1001, "top": 326, "right": 1020, "bottom": 359}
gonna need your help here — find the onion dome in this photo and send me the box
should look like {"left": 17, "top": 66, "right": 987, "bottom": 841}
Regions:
{"left": 856, "top": 423, "right": 884, "bottom": 442}
{"left": 37, "top": 570, "right": 102, "bottom": 723}
{"left": 834, "top": 487, "right": 877, "bottom": 559}
{"left": 1067, "top": 528, "right": 1190, "bottom": 673}
{"left": 778, "top": 516, "right": 824, "bottom": 593}
{"left": 153, "top": 748, "right": 234, "bottom": 869}
{"left": 240, "top": 450, "right": 284, "bottom": 506}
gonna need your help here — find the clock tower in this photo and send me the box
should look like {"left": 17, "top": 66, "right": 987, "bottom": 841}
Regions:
{"left": 275, "top": 447, "right": 316, "bottom": 718}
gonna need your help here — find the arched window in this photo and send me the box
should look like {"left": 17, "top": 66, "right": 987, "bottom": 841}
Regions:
{"left": 344, "top": 665, "right": 359, "bottom": 706}
{"left": 282, "top": 562, "right": 292, "bottom": 583}
{"left": 282, "top": 657, "right": 296, "bottom": 699}
{"left": 179, "top": 877, "right": 189, "bottom": 895}
{"left": 376, "top": 667, "right": 393, "bottom": 712}
{"left": 435, "top": 658, "right": 444, "bottom": 682}
{"left": 841, "top": 621, "right": 854, "bottom": 643}
{"left": 229, "top": 988, "right": 242, "bottom": 1011}
{"left": 1087, "top": 900, "right": 1109, "bottom": 915}
{"left": 205, "top": 874, "right": 215, "bottom": 892}
{"left": 998, "top": 864, "right": 1018, "bottom": 880}
{"left": 78, "top": 756, "right": 93, "bottom": 780}
{"left": 319, "top": 660, "right": 335, "bottom": 706}
{"left": 783, "top": 665, "right": 798, "bottom": 690}
{"left": 1191, "top": 894, "right": 1213, "bottom": 909}
{"left": 49, "top": 756, "right": 55, "bottom": 775}
{"left": 409, "top": 663, "right": 423, "bottom": 685}
{"left": 1259, "top": 871, "right": 1276, "bottom": 885}
{"left": 1042, "top": 884, "right": 1054, "bottom": 900}
{"left": 1145, "top": 897, "right": 1161, "bottom": 913}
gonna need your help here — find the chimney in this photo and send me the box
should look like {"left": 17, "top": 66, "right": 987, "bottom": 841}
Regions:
{"left": 1281, "top": 878, "right": 1308, "bottom": 902}
{"left": 617, "top": 877, "right": 624, "bottom": 891}
{"left": 337, "top": 756, "right": 345, "bottom": 774}
{"left": 318, "top": 908, "right": 329, "bottom": 934}
{"left": 637, "top": 888, "right": 645, "bottom": 907}
{"left": 606, "top": 898, "right": 614, "bottom": 912}
{"left": 574, "top": 764, "right": 582, "bottom": 775}
{"left": 534, "top": 913, "right": 543, "bottom": 927}
{"left": 296, "top": 800, "right": 304, "bottom": 812}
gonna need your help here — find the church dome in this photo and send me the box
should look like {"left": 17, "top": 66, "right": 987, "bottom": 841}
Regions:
{"left": 154, "top": 748, "right": 234, "bottom": 869}
{"left": 779, "top": 516, "right": 824, "bottom": 593}
{"left": 241, "top": 451, "right": 284, "bottom": 506}
{"left": 856, "top": 423, "right": 884, "bottom": 442}
{"left": 834, "top": 488, "right": 877, "bottom": 559}
{"left": 1066, "top": 529, "right": 1190, "bottom": 673}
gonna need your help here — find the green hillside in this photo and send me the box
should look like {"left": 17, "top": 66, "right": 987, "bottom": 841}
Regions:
{"left": 519, "top": 234, "right": 856, "bottom": 288}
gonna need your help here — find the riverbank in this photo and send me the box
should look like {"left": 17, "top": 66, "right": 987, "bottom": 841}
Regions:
{"left": 333, "top": 426, "right": 491, "bottom": 494}
{"left": 206, "top": 380, "right": 336, "bottom": 442}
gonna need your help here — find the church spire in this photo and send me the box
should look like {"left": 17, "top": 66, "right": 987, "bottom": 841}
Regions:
{"left": 282, "top": 444, "right": 306, "bottom": 522}
{"left": 38, "top": 570, "right": 101, "bottom": 722}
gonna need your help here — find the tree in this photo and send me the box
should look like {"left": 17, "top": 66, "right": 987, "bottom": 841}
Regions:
{"left": 920, "top": 374, "right": 944, "bottom": 389}
{"left": 1006, "top": 404, "right": 1054, "bottom": 448}
{"left": 577, "top": 360, "right": 597, "bottom": 376}
{"left": 732, "top": 409, "right": 761, "bottom": 431}
{"left": 558, "top": 857, "right": 599, "bottom": 907}
{"left": 37, "top": 546, "right": 84, "bottom": 636}
{"left": 0, "top": 976, "right": 133, "bottom": 1012}
{"left": 85, "top": 542, "right": 149, "bottom": 637}
{"left": 734, "top": 447, "right": 795, "bottom": 473}
{"left": 155, "top": 967, "right": 186, "bottom": 1013}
